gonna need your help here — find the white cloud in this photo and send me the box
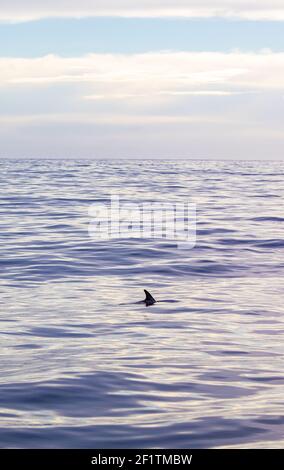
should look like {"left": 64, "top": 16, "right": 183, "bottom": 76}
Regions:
{"left": 0, "top": 52, "right": 283, "bottom": 97}
{"left": 1, "top": 111, "right": 283, "bottom": 159}
{"left": 85, "top": 91, "right": 239, "bottom": 100}
{"left": 0, "top": 1, "right": 284, "bottom": 22}
{"left": 0, "top": 113, "right": 229, "bottom": 126}
{"left": 1, "top": 50, "right": 284, "bottom": 159}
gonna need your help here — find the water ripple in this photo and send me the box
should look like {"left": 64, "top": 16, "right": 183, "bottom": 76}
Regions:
{"left": 0, "top": 159, "right": 284, "bottom": 448}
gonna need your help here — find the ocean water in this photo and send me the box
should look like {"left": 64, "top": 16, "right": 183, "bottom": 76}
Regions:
{"left": 0, "top": 159, "right": 283, "bottom": 449}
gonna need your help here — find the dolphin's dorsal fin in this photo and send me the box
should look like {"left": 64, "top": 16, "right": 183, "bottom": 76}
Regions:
{"left": 144, "top": 289, "right": 156, "bottom": 305}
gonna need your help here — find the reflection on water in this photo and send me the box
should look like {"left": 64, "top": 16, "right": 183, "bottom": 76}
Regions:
{"left": 0, "top": 160, "right": 284, "bottom": 448}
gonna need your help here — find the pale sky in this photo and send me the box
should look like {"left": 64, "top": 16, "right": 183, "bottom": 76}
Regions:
{"left": 0, "top": 1, "right": 284, "bottom": 159}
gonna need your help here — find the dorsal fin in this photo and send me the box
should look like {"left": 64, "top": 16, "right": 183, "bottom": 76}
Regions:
{"left": 144, "top": 289, "right": 156, "bottom": 305}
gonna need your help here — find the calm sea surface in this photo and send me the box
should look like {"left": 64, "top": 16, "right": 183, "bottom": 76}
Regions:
{"left": 0, "top": 160, "right": 283, "bottom": 449}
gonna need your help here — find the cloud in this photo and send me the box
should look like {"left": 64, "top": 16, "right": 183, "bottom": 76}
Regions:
{"left": 0, "top": 52, "right": 283, "bottom": 98}
{"left": 85, "top": 91, "right": 239, "bottom": 100}
{"left": 1, "top": 50, "right": 284, "bottom": 159}
{"left": 0, "top": 113, "right": 231, "bottom": 127}
{"left": 0, "top": 1, "right": 284, "bottom": 22}
{"left": 1, "top": 111, "right": 283, "bottom": 159}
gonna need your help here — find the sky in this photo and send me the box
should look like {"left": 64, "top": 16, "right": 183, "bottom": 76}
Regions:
{"left": 0, "top": 0, "right": 284, "bottom": 159}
